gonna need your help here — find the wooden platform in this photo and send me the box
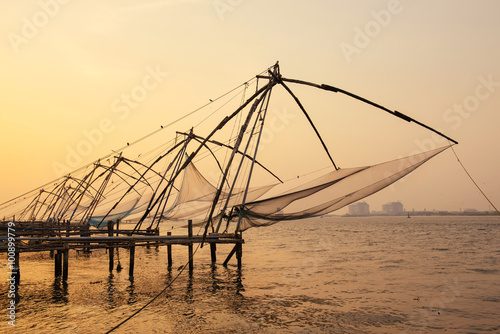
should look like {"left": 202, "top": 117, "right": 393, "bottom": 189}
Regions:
{"left": 1, "top": 220, "right": 244, "bottom": 284}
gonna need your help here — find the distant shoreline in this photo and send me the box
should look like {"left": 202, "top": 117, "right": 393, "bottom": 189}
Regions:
{"left": 341, "top": 211, "right": 499, "bottom": 217}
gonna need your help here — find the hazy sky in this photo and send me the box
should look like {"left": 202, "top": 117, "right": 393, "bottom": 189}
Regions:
{"left": 1, "top": 0, "right": 499, "bottom": 213}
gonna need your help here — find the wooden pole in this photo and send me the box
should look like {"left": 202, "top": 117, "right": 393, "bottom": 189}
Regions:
{"left": 129, "top": 241, "right": 135, "bottom": 279}
{"left": 155, "top": 227, "right": 159, "bottom": 250}
{"left": 108, "top": 221, "right": 114, "bottom": 272}
{"left": 223, "top": 245, "right": 237, "bottom": 267}
{"left": 81, "top": 225, "right": 90, "bottom": 254}
{"left": 210, "top": 242, "right": 217, "bottom": 264}
{"left": 108, "top": 249, "right": 114, "bottom": 272}
{"left": 167, "top": 231, "right": 172, "bottom": 270}
{"left": 236, "top": 242, "right": 242, "bottom": 269}
{"left": 238, "top": 232, "right": 243, "bottom": 269}
{"left": 116, "top": 219, "right": 120, "bottom": 236}
{"left": 55, "top": 250, "right": 62, "bottom": 277}
{"left": 62, "top": 247, "right": 69, "bottom": 281}
{"left": 188, "top": 220, "right": 193, "bottom": 273}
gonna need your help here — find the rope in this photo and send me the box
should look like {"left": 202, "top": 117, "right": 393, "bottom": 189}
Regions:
{"left": 105, "top": 242, "right": 201, "bottom": 333}
{"left": 450, "top": 144, "right": 500, "bottom": 214}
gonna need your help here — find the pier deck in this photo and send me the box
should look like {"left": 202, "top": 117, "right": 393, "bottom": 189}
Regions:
{"left": 1, "top": 220, "right": 244, "bottom": 283}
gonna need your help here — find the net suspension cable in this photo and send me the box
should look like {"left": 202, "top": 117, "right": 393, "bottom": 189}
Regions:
{"left": 449, "top": 143, "right": 499, "bottom": 214}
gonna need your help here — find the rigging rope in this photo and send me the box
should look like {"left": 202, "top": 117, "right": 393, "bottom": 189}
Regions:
{"left": 449, "top": 143, "right": 499, "bottom": 214}
{"left": 0, "top": 67, "right": 272, "bottom": 209}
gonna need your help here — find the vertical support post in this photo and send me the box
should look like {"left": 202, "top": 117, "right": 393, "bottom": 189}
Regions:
{"left": 237, "top": 233, "right": 243, "bottom": 269}
{"left": 55, "top": 250, "right": 62, "bottom": 277}
{"left": 62, "top": 247, "right": 69, "bottom": 282}
{"left": 107, "top": 221, "right": 114, "bottom": 273}
{"left": 167, "top": 231, "right": 172, "bottom": 270}
{"left": 155, "top": 227, "right": 160, "bottom": 250}
{"left": 236, "top": 242, "right": 242, "bottom": 269}
{"left": 63, "top": 222, "right": 69, "bottom": 281}
{"left": 129, "top": 241, "right": 135, "bottom": 279}
{"left": 210, "top": 242, "right": 217, "bottom": 264}
{"left": 116, "top": 219, "right": 120, "bottom": 236}
{"left": 146, "top": 225, "right": 152, "bottom": 249}
{"left": 81, "top": 225, "right": 90, "bottom": 254}
{"left": 188, "top": 219, "right": 193, "bottom": 273}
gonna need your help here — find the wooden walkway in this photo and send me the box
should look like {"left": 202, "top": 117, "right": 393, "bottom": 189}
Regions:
{"left": 1, "top": 220, "right": 244, "bottom": 284}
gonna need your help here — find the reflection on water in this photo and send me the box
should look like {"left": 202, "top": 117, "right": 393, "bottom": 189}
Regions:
{"left": 2, "top": 216, "right": 499, "bottom": 333}
{"left": 51, "top": 278, "right": 69, "bottom": 304}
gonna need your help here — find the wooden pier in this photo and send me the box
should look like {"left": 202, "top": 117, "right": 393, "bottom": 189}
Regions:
{"left": 0, "top": 220, "right": 244, "bottom": 284}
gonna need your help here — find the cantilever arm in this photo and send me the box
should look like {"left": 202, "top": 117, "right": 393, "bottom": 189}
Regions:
{"left": 256, "top": 75, "right": 458, "bottom": 145}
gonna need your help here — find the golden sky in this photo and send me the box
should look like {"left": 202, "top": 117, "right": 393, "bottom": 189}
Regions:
{"left": 1, "top": 0, "right": 499, "bottom": 212}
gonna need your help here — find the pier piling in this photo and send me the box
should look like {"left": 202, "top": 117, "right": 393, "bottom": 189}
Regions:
{"left": 1, "top": 220, "right": 244, "bottom": 282}
{"left": 55, "top": 250, "right": 62, "bottom": 277}
{"left": 108, "top": 221, "right": 114, "bottom": 272}
{"left": 129, "top": 241, "right": 135, "bottom": 279}
{"left": 210, "top": 242, "right": 217, "bottom": 264}
{"left": 62, "top": 247, "right": 69, "bottom": 281}
{"left": 236, "top": 242, "right": 242, "bottom": 269}
{"left": 188, "top": 220, "right": 193, "bottom": 273}
{"left": 167, "top": 231, "right": 172, "bottom": 270}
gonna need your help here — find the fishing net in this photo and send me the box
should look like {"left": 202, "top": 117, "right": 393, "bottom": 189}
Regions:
{"left": 222, "top": 145, "right": 450, "bottom": 231}
{"left": 0, "top": 65, "right": 456, "bottom": 233}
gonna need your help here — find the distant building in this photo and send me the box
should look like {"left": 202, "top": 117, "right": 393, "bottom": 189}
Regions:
{"left": 382, "top": 201, "right": 404, "bottom": 215}
{"left": 348, "top": 201, "right": 370, "bottom": 216}
{"left": 464, "top": 208, "right": 478, "bottom": 213}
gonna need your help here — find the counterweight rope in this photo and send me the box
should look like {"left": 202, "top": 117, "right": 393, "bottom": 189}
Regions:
{"left": 450, "top": 144, "right": 500, "bottom": 214}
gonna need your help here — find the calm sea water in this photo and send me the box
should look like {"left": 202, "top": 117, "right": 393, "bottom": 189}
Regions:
{"left": 2, "top": 216, "right": 500, "bottom": 333}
